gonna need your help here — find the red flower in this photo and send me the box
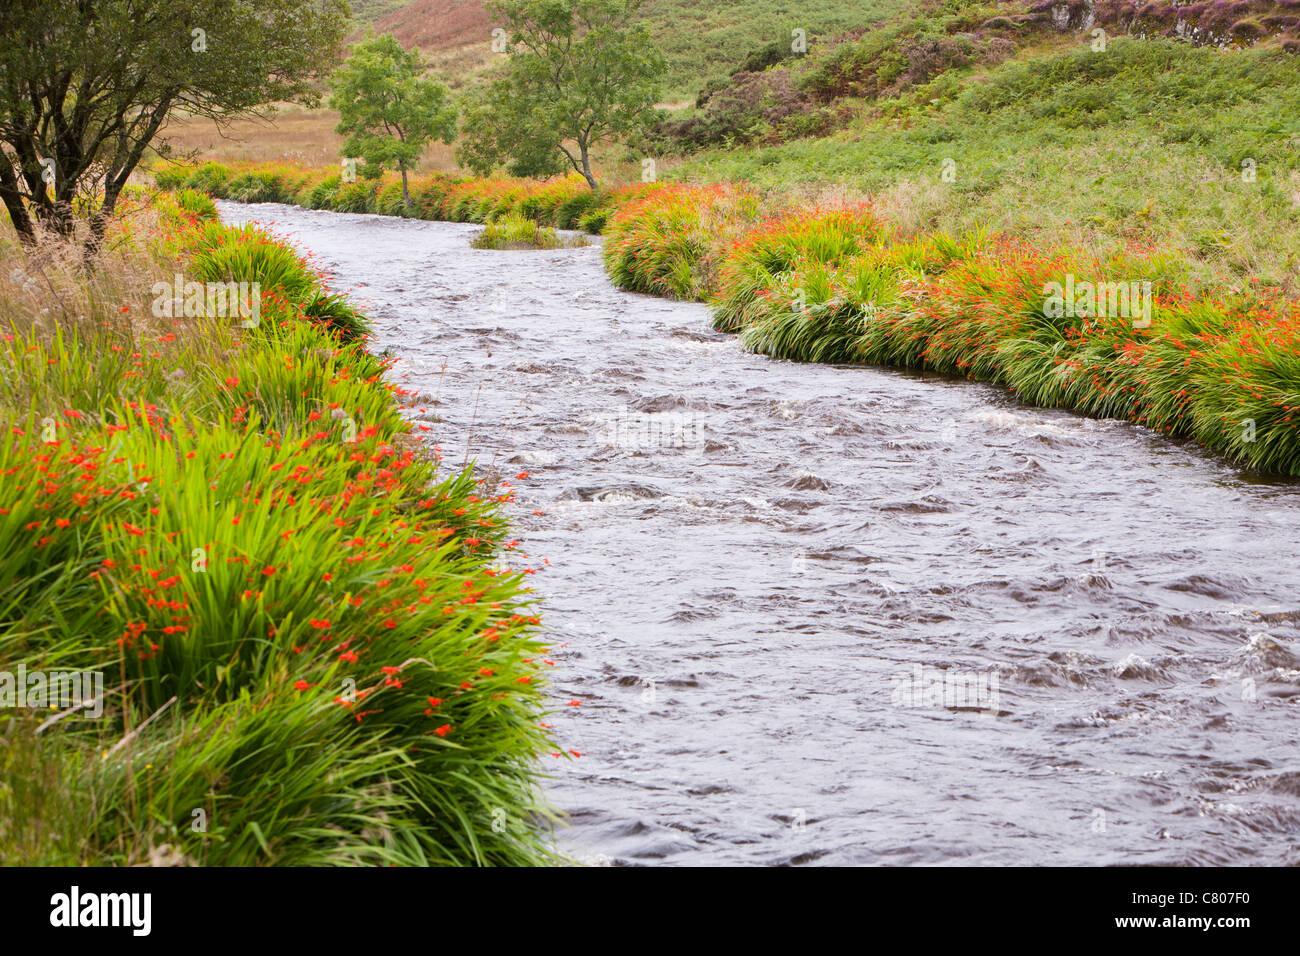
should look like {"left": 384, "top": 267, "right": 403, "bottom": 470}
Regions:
{"left": 434, "top": 724, "right": 452, "bottom": 737}
{"left": 293, "top": 680, "right": 311, "bottom": 691}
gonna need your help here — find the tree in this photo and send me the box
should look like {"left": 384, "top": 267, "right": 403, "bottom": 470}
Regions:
{"left": 328, "top": 35, "right": 457, "bottom": 209}
{"left": 458, "top": 0, "right": 666, "bottom": 191}
{"left": 0, "top": 0, "right": 348, "bottom": 251}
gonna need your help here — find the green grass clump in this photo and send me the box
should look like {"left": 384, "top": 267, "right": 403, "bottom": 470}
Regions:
{"left": 602, "top": 183, "right": 762, "bottom": 299}
{"left": 331, "top": 180, "right": 378, "bottom": 214}
{"left": 711, "top": 205, "right": 891, "bottom": 332}
{"left": 471, "top": 213, "right": 576, "bottom": 250}
{"left": 181, "top": 162, "right": 234, "bottom": 198}
{"left": 0, "top": 189, "right": 562, "bottom": 866}
{"left": 153, "top": 165, "right": 190, "bottom": 192}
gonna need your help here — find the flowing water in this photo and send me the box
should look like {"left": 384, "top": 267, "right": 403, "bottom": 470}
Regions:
{"left": 221, "top": 202, "right": 1300, "bottom": 866}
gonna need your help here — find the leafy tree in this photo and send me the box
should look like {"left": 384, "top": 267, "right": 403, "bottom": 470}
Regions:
{"left": 458, "top": 0, "right": 666, "bottom": 191}
{"left": 328, "top": 34, "right": 457, "bottom": 208}
{"left": 0, "top": 0, "right": 348, "bottom": 251}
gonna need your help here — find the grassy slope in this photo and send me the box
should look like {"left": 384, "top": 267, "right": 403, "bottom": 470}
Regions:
{"left": 348, "top": 0, "right": 906, "bottom": 97}
{"left": 638, "top": 0, "right": 907, "bottom": 99}
{"left": 672, "top": 34, "right": 1300, "bottom": 292}
{"left": 348, "top": 0, "right": 412, "bottom": 22}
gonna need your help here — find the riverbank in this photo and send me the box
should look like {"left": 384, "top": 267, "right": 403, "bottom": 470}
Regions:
{"left": 0, "top": 188, "right": 559, "bottom": 865}
{"left": 158, "top": 162, "right": 1300, "bottom": 478}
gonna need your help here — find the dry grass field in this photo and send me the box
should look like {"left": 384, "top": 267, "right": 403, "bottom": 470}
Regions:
{"left": 159, "top": 102, "right": 462, "bottom": 173}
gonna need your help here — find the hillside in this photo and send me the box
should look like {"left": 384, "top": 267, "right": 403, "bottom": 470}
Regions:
{"left": 654, "top": 1, "right": 1300, "bottom": 291}
{"left": 369, "top": 0, "right": 493, "bottom": 51}
{"left": 352, "top": 0, "right": 908, "bottom": 98}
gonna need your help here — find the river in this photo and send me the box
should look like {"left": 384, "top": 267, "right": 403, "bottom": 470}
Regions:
{"left": 220, "top": 201, "right": 1300, "bottom": 866}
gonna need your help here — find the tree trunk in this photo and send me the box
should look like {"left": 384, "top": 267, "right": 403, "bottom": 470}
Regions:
{"left": 401, "top": 168, "right": 411, "bottom": 209}
{"left": 84, "top": 182, "right": 122, "bottom": 263}
{"left": 0, "top": 159, "right": 36, "bottom": 246}
{"left": 579, "top": 141, "right": 598, "bottom": 191}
